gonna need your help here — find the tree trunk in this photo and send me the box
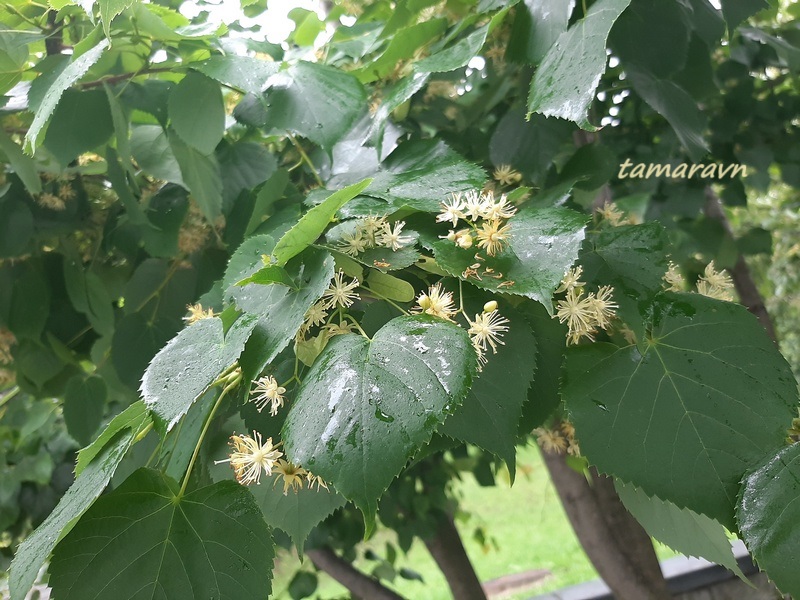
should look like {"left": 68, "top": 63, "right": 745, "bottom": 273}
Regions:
{"left": 704, "top": 187, "right": 778, "bottom": 343}
{"left": 542, "top": 451, "right": 672, "bottom": 600}
{"left": 306, "top": 546, "right": 405, "bottom": 600}
{"left": 423, "top": 512, "right": 488, "bottom": 600}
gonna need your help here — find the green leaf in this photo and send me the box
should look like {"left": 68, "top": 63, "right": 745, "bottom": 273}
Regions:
{"left": 270, "top": 179, "right": 372, "bottom": 266}
{"left": 43, "top": 88, "right": 114, "bottom": 166}
{"left": 440, "top": 301, "right": 537, "bottom": 474}
{"left": 76, "top": 400, "right": 151, "bottom": 475}
{"left": 720, "top": 0, "right": 768, "bottom": 32}
{"left": 282, "top": 315, "right": 477, "bottom": 527}
{"left": 626, "top": 67, "right": 709, "bottom": 161}
{"left": 25, "top": 38, "right": 110, "bottom": 153}
{"left": 195, "top": 55, "right": 279, "bottom": 95}
{"left": 237, "top": 265, "right": 297, "bottom": 289}
{"left": 63, "top": 376, "right": 107, "bottom": 446}
{"left": 100, "top": 0, "right": 138, "bottom": 37}
{"left": 0, "top": 129, "right": 40, "bottom": 194}
{"left": 738, "top": 444, "right": 800, "bottom": 596}
{"left": 9, "top": 429, "right": 137, "bottom": 600}
{"left": 362, "top": 140, "right": 486, "bottom": 212}
{"left": 48, "top": 469, "right": 274, "bottom": 600}
{"left": 62, "top": 257, "right": 115, "bottom": 337}
{"left": 170, "top": 131, "right": 224, "bottom": 221}
{"left": 141, "top": 314, "right": 259, "bottom": 431}
{"left": 432, "top": 206, "right": 587, "bottom": 313}
{"left": 217, "top": 140, "right": 278, "bottom": 212}
{"left": 130, "top": 125, "right": 184, "bottom": 185}
{"left": 250, "top": 483, "right": 347, "bottom": 552}
{"left": 579, "top": 222, "right": 670, "bottom": 338}
{"left": 324, "top": 219, "right": 420, "bottom": 272}
{"left": 527, "top": 0, "right": 630, "bottom": 129}
{"left": 104, "top": 83, "right": 135, "bottom": 178}
{"left": 263, "top": 61, "right": 367, "bottom": 149}
{"left": 168, "top": 71, "right": 225, "bottom": 155}
{"left": 414, "top": 24, "right": 489, "bottom": 73}
{"left": 354, "top": 19, "right": 447, "bottom": 83}
{"left": 563, "top": 293, "right": 797, "bottom": 528}
{"left": 112, "top": 313, "right": 177, "bottom": 390}
{"left": 367, "top": 72, "right": 428, "bottom": 153}
{"left": 366, "top": 270, "right": 415, "bottom": 303}
{"left": 233, "top": 248, "right": 335, "bottom": 380}
{"left": 616, "top": 481, "right": 747, "bottom": 582}
{"left": 508, "top": 0, "right": 575, "bottom": 64}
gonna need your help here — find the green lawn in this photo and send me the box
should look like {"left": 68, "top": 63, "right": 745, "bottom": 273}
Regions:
{"left": 271, "top": 443, "right": 617, "bottom": 599}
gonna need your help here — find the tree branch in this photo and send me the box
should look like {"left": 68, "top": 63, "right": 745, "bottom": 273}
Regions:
{"left": 423, "top": 512, "right": 488, "bottom": 600}
{"left": 541, "top": 450, "right": 672, "bottom": 600}
{"left": 704, "top": 187, "right": 778, "bottom": 343}
{"left": 306, "top": 546, "right": 405, "bottom": 600}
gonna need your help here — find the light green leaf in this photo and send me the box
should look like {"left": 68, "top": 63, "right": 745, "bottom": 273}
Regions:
{"left": 270, "top": 179, "right": 372, "bottom": 267}
{"left": 170, "top": 131, "right": 223, "bottom": 220}
{"left": 103, "top": 83, "right": 135, "bottom": 179}
{"left": 282, "top": 315, "right": 477, "bottom": 528}
{"left": 563, "top": 293, "right": 797, "bottom": 529}
{"left": 0, "top": 129, "right": 40, "bottom": 194}
{"left": 616, "top": 481, "right": 747, "bottom": 582}
{"left": 440, "top": 300, "right": 537, "bottom": 475}
{"left": 626, "top": 67, "right": 709, "bottom": 161}
{"left": 100, "top": 0, "right": 139, "bottom": 36}
{"left": 25, "top": 37, "right": 110, "bottom": 153}
{"left": 141, "top": 314, "right": 259, "bottom": 432}
{"left": 9, "top": 429, "right": 138, "bottom": 600}
{"left": 63, "top": 376, "right": 107, "bottom": 447}
{"left": 433, "top": 206, "right": 587, "bottom": 313}
{"left": 168, "top": 71, "right": 225, "bottom": 155}
{"left": 738, "top": 444, "right": 800, "bottom": 596}
{"left": 355, "top": 19, "right": 447, "bottom": 83}
{"left": 250, "top": 483, "right": 347, "bottom": 553}
{"left": 414, "top": 24, "right": 489, "bottom": 73}
{"left": 48, "top": 469, "right": 274, "bottom": 600}
{"left": 237, "top": 265, "right": 297, "bottom": 289}
{"left": 195, "top": 55, "right": 279, "bottom": 95}
{"left": 263, "top": 61, "right": 367, "bottom": 149}
{"left": 76, "top": 401, "right": 151, "bottom": 474}
{"left": 527, "top": 0, "right": 630, "bottom": 129}
{"left": 366, "top": 270, "right": 415, "bottom": 302}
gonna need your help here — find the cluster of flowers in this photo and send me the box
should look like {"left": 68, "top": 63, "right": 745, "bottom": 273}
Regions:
{"left": 595, "top": 201, "right": 634, "bottom": 227}
{"left": 412, "top": 282, "right": 509, "bottom": 370}
{"left": 664, "top": 260, "right": 735, "bottom": 301}
{"left": 534, "top": 421, "right": 580, "bottom": 456}
{"left": 336, "top": 214, "right": 414, "bottom": 256}
{"left": 436, "top": 190, "right": 516, "bottom": 257}
{"left": 297, "top": 270, "right": 362, "bottom": 341}
{"left": 554, "top": 266, "right": 618, "bottom": 345}
{"left": 215, "top": 431, "right": 328, "bottom": 494}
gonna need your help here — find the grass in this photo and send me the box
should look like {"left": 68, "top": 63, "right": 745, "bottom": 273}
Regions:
{"left": 270, "top": 443, "right": 618, "bottom": 599}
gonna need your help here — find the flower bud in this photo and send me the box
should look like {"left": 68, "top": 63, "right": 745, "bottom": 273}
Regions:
{"left": 483, "top": 300, "right": 498, "bottom": 313}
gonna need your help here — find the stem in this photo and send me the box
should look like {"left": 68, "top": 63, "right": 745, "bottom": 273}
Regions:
{"left": 287, "top": 134, "right": 324, "bottom": 187}
{"left": 179, "top": 369, "right": 241, "bottom": 496}
{"left": 360, "top": 291, "right": 408, "bottom": 315}
{"left": 78, "top": 67, "right": 176, "bottom": 90}
{"left": 0, "top": 386, "right": 20, "bottom": 409}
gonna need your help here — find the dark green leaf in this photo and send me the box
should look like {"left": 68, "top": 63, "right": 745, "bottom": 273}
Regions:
{"left": 48, "top": 469, "right": 274, "bottom": 600}
{"left": 25, "top": 38, "right": 109, "bottom": 153}
{"left": 616, "top": 481, "right": 747, "bottom": 581}
{"left": 563, "top": 293, "right": 797, "bottom": 528}
{"left": 76, "top": 401, "right": 151, "bottom": 474}
{"left": 43, "top": 89, "right": 114, "bottom": 166}
{"left": 195, "top": 55, "right": 279, "bottom": 95}
{"left": 0, "top": 129, "right": 40, "bottom": 194}
{"left": 354, "top": 20, "right": 447, "bottom": 83}
{"left": 237, "top": 265, "right": 297, "bottom": 289}
{"left": 141, "top": 313, "right": 259, "bottom": 431}
{"left": 720, "top": 0, "right": 768, "bottom": 32}
{"left": 263, "top": 62, "right": 366, "bottom": 149}
{"left": 170, "top": 131, "right": 223, "bottom": 220}
{"left": 367, "top": 72, "right": 429, "bottom": 152}
{"left": 270, "top": 179, "right": 372, "bottom": 266}
{"left": 131, "top": 125, "right": 184, "bottom": 185}
{"left": 288, "top": 571, "right": 319, "bottom": 600}
{"left": 282, "top": 315, "right": 477, "bottom": 527}
{"left": 168, "top": 71, "right": 225, "bottom": 155}
{"left": 62, "top": 258, "right": 115, "bottom": 337}
{"left": 627, "top": 67, "right": 709, "bottom": 161}
{"left": 527, "top": 0, "right": 631, "bottom": 129}
{"left": 250, "top": 482, "right": 347, "bottom": 553}
{"left": 217, "top": 141, "right": 278, "bottom": 213}
{"left": 440, "top": 301, "right": 537, "bottom": 474}
{"left": 433, "top": 206, "right": 587, "bottom": 312}
{"left": 63, "top": 376, "right": 107, "bottom": 446}
{"left": 738, "top": 444, "right": 800, "bottom": 596}
{"left": 112, "top": 313, "right": 177, "bottom": 390}
{"left": 9, "top": 429, "right": 137, "bottom": 600}
{"left": 508, "top": 0, "right": 575, "bottom": 64}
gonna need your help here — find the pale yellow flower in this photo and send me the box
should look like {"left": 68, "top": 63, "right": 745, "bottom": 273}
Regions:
{"left": 303, "top": 301, "right": 328, "bottom": 329}
{"left": 379, "top": 221, "right": 413, "bottom": 251}
{"left": 322, "top": 270, "right": 360, "bottom": 309}
{"left": 455, "top": 229, "right": 474, "bottom": 249}
{"left": 437, "top": 193, "right": 466, "bottom": 227}
{"left": 696, "top": 261, "right": 734, "bottom": 301}
{"left": 37, "top": 192, "right": 65, "bottom": 211}
{"left": 463, "top": 190, "right": 485, "bottom": 221}
{"left": 250, "top": 375, "right": 286, "bottom": 416}
{"left": 325, "top": 320, "right": 355, "bottom": 336}
{"left": 596, "top": 202, "right": 628, "bottom": 226}
{"left": 534, "top": 428, "right": 567, "bottom": 454}
{"left": 555, "top": 266, "right": 585, "bottom": 294}
{"left": 556, "top": 288, "right": 597, "bottom": 345}
{"left": 216, "top": 431, "right": 283, "bottom": 486}
{"left": 306, "top": 471, "right": 330, "bottom": 491}
{"left": 492, "top": 165, "right": 522, "bottom": 186}
{"left": 273, "top": 459, "right": 307, "bottom": 495}
{"left": 476, "top": 219, "right": 512, "bottom": 256}
{"left": 0, "top": 328, "right": 16, "bottom": 365}
{"left": 468, "top": 309, "right": 509, "bottom": 354}
{"left": 414, "top": 282, "right": 457, "bottom": 321}
{"left": 480, "top": 192, "right": 517, "bottom": 221}
{"left": 588, "top": 285, "right": 618, "bottom": 329}
{"left": 183, "top": 303, "right": 215, "bottom": 324}
{"left": 663, "top": 262, "right": 685, "bottom": 292}
{"left": 337, "top": 229, "right": 368, "bottom": 256}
